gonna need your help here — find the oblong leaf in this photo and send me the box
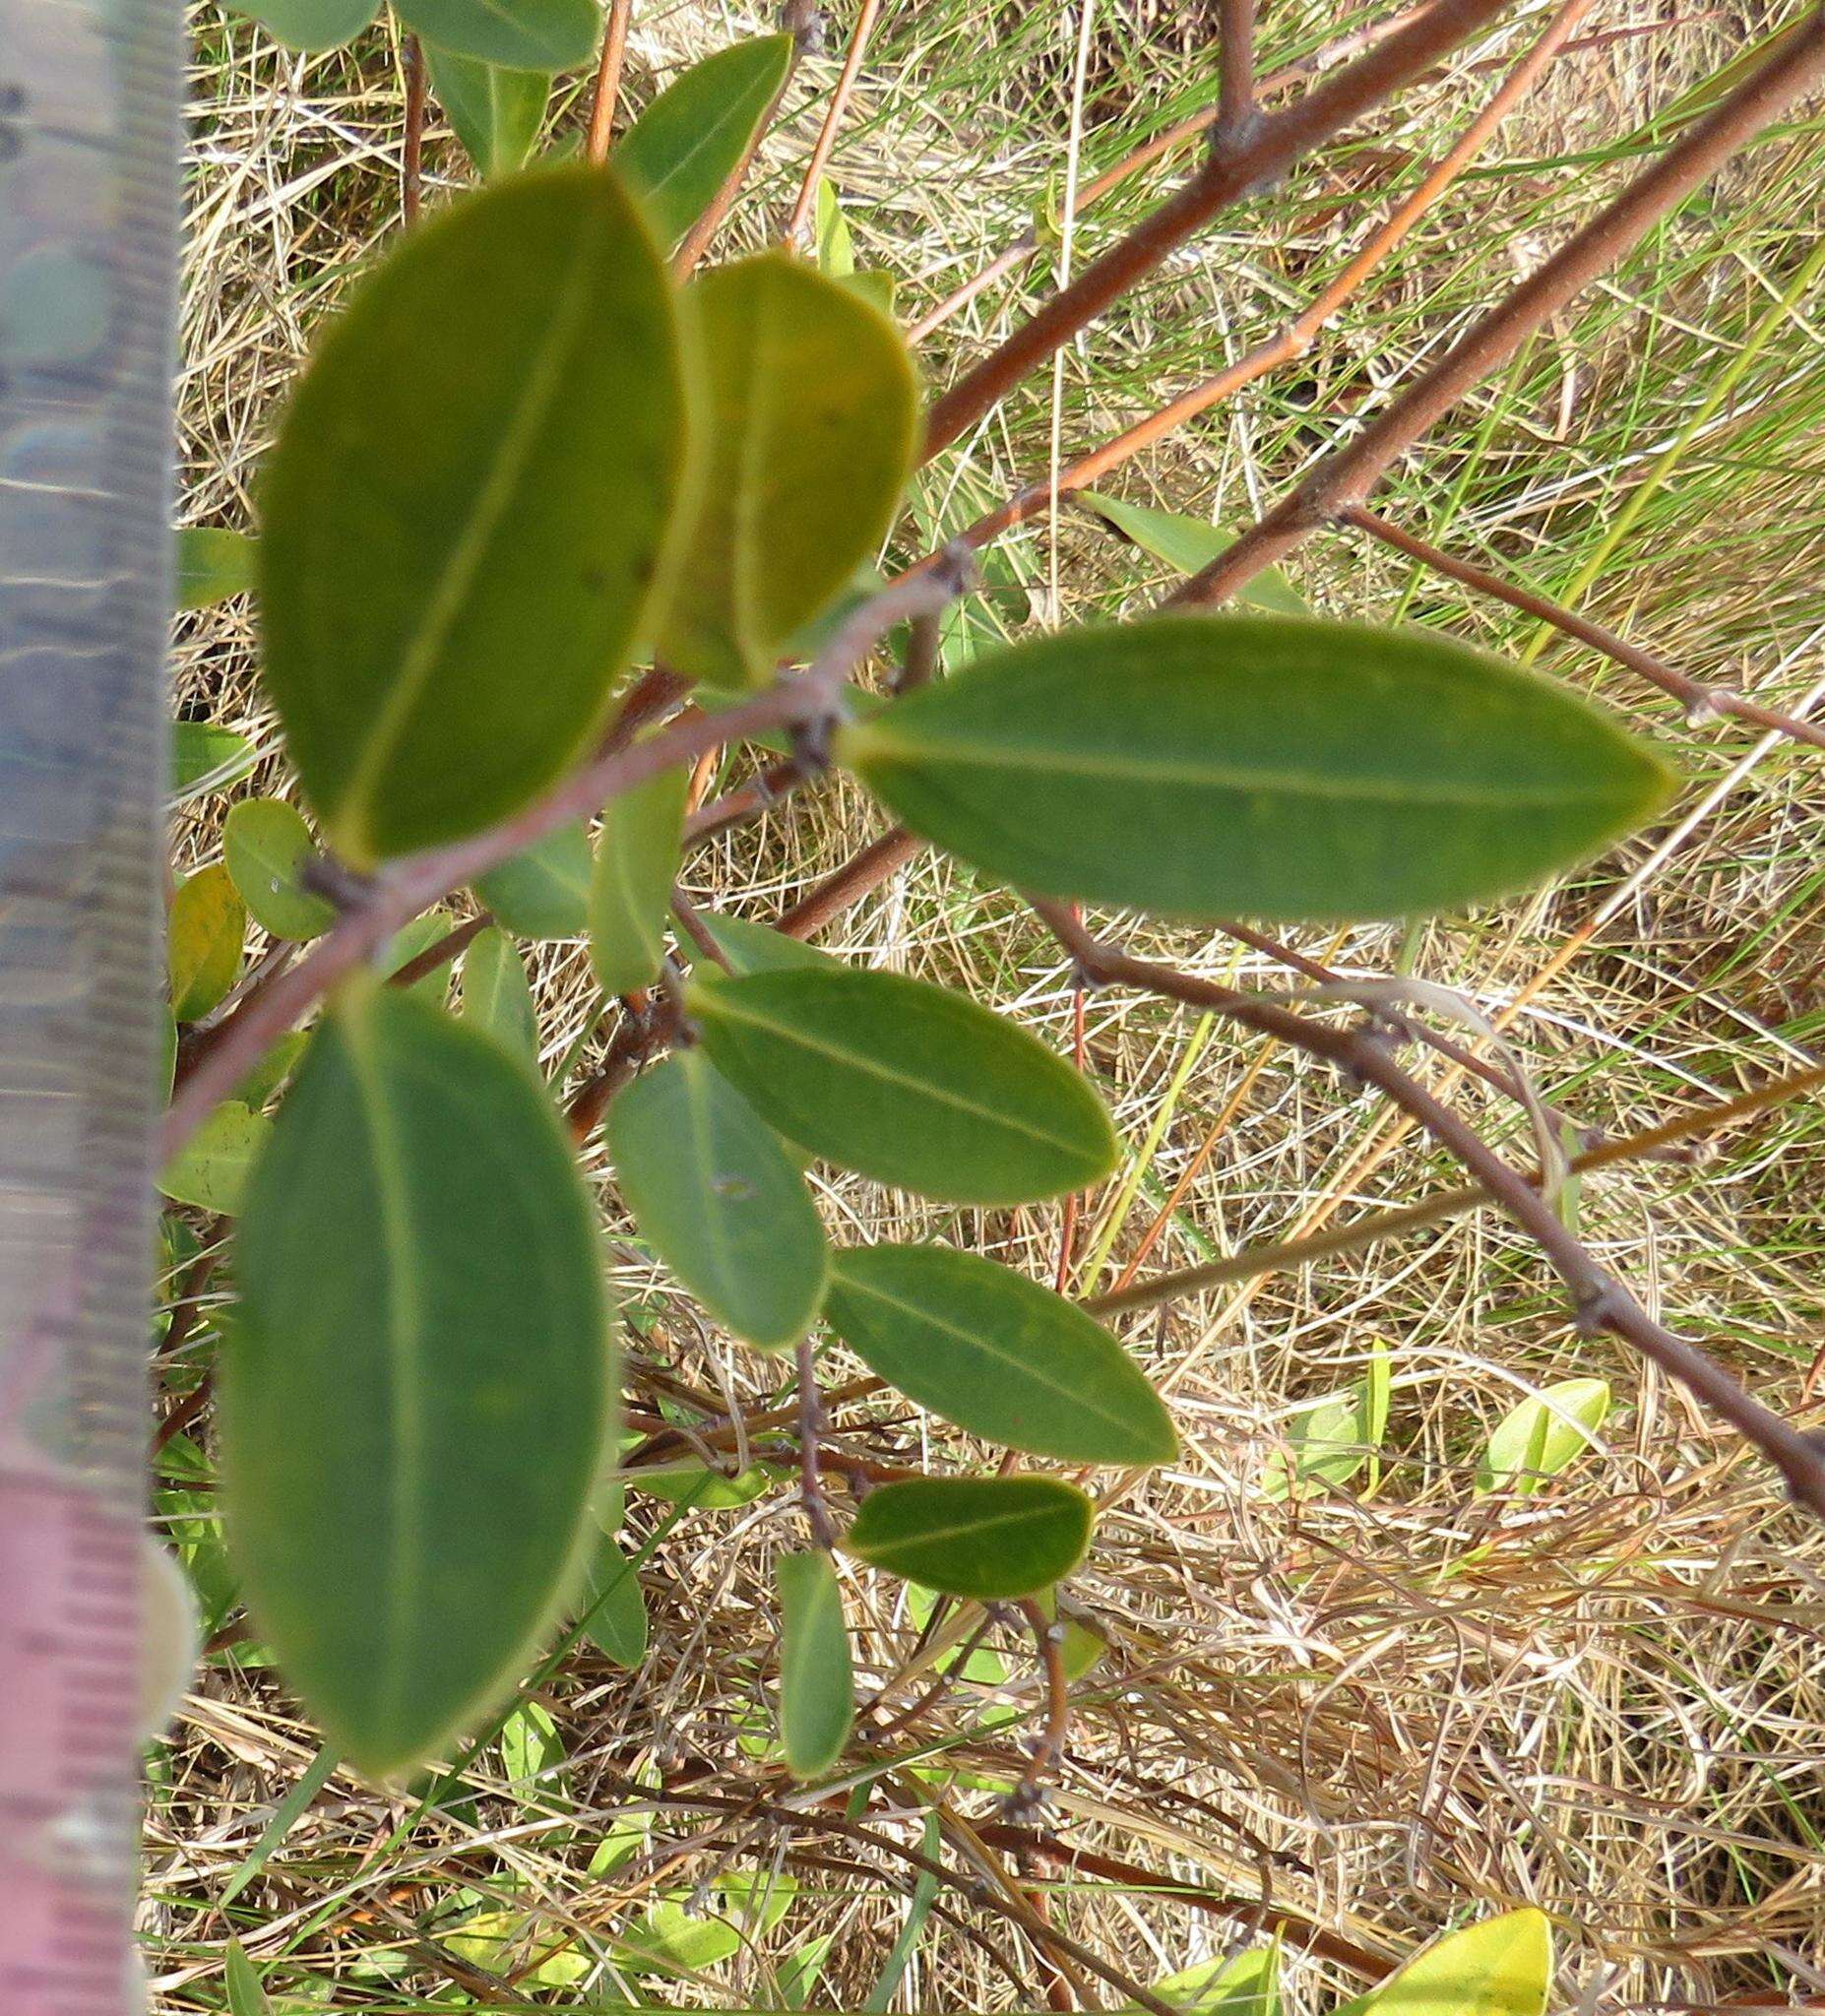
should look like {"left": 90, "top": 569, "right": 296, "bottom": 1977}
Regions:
{"left": 222, "top": 982, "right": 612, "bottom": 1777}
{"left": 259, "top": 167, "right": 688, "bottom": 864}
{"left": 590, "top": 765, "right": 687, "bottom": 996}
{"left": 579, "top": 1535, "right": 649, "bottom": 1667}
{"left": 1350, "top": 1910, "right": 1550, "bottom": 2016}
{"left": 1260, "top": 1342, "right": 1391, "bottom": 1504}
{"left": 686, "top": 966, "right": 1116, "bottom": 1206}
{"left": 176, "top": 526, "right": 257, "bottom": 610}
{"left": 158, "top": 1102, "right": 272, "bottom": 1216}
{"left": 606, "top": 1050, "right": 828, "bottom": 1350}
{"left": 1476, "top": 1376, "right": 1609, "bottom": 1496}
{"left": 843, "top": 615, "right": 1677, "bottom": 924}
{"left": 223, "top": 798, "right": 337, "bottom": 941}
{"left": 1078, "top": 493, "right": 1303, "bottom": 614}
{"left": 225, "top": 0, "right": 376, "bottom": 51}
{"left": 617, "top": 35, "right": 794, "bottom": 247}
{"left": 846, "top": 1476, "right": 1094, "bottom": 1599}
{"left": 474, "top": 821, "right": 591, "bottom": 939}
{"left": 425, "top": 45, "right": 548, "bottom": 179}
{"left": 695, "top": 910, "right": 837, "bottom": 976}
{"left": 168, "top": 864, "right": 245, "bottom": 1021}
{"left": 827, "top": 1243, "right": 1174, "bottom": 1466}
{"left": 777, "top": 1549, "right": 853, "bottom": 1778}
{"left": 171, "top": 721, "right": 256, "bottom": 802}
{"left": 395, "top": 0, "right": 595, "bottom": 73}
{"left": 660, "top": 252, "right": 919, "bottom": 689}
{"left": 459, "top": 924, "right": 539, "bottom": 1058}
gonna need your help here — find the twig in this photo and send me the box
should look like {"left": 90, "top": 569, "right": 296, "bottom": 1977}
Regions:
{"left": 1344, "top": 506, "right": 1825, "bottom": 753}
{"left": 387, "top": 910, "right": 492, "bottom": 992}
{"left": 585, "top": 0, "right": 634, "bottom": 164}
{"left": 1011, "top": 1600, "right": 1070, "bottom": 1814}
{"left": 794, "top": 1334, "right": 838, "bottom": 1548}
{"left": 401, "top": 35, "right": 425, "bottom": 225}
{"left": 1167, "top": 17, "right": 1825, "bottom": 608}
{"left": 1217, "top": 0, "right": 1258, "bottom": 143}
{"left": 784, "top": 0, "right": 881, "bottom": 245}
{"left": 1032, "top": 898, "right": 1825, "bottom": 1520}
{"left": 1088, "top": 1060, "right": 1825, "bottom": 1319}
{"left": 920, "top": 0, "right": 1514, "bottom": 458}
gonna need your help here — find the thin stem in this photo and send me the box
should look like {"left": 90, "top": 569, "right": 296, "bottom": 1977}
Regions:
{"left": 1345, "top": 506, "right": 1825, "bottom": 753}
{"left": 794, "top": 1334, "right": 837, "bottom": 1549}
{"left": 1168, "top": 17, "right": 1825, "bottom": 608}
{"left": 585, "top": 0, "right": 634, "bottom": 165}
{"left": 1033, "top": 899, "right": 1825, "bottom": 1519}
{"left": 784, "top": 0, "right": 881, "bottom": 245}
{"left": 672, "top": 18, "right": 803, "bottom": 277}
{"left": 388, "top": 910, "right": 491, "bottom": 992}
{"left": 1217, "top": 0, "right": 1258, "bottom": 141}
{"left": 920, "top": 0, "right": 1514, "bottom": 459}
{"left": 401, "top": 35, "right": 425, "bottom": 226}
{"left": 1089, "top": 1061, "right": 1825, "bottom": 1319}
{"left": 1012, "top": 1600, "right": 1070, "bottom": 1812}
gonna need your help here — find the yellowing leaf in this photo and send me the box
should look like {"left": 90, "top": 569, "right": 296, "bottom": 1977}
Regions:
{"left": 1350, "top": 1910, "right": 1551, "bottom": 2016}
{"left": 168, "top": 864, "right": 245, "bottom": 1022}
{"left": 661, "top": 253, "right": 919, "bottom": 689}
{"left": 1476, "top": 1377, "right": 1610, "bottom": 1496}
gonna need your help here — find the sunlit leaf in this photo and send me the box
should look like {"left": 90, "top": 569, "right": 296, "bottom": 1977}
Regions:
{"left": 171, "top": 721, "right": 257, "bottom": 803}
{"left": 158, "top": 1102, "right": 271, "bottom": 1216}
{"left": 1140, "top": 1943, "right": 1281, "bottom": 2016}
{"left": 579, "top": 1535, "right": 649, "bottom": 1667}
{"left": 176, "top": 526, "right": 257, "bottom": 611}
{"left": 1343, "top": 1910, "right": 1551, "bottom": 2016}
{"left": 1476, "top": 1376, "right": 1610, "bottom": 1496}
{"left": 1260, "top": 1342, "right": 1391, "bottom": 1503}
{"left": 661, "top": 252, "right": 919, "bottom": 689}
{"left": 499, "top": 1698, "right": 564, "bottom": 1787}
{"left": 223, "top": 798, "right": 337, "bottom": 941}
{"left": 260, "top": 167, "right": 688, "bottom": 863}
{"left": 687, "top": 966, "right": 1116, "bottom": 1206}
{"left": 777, "top": 1549, "right": 853, "bottom": 1778}
{"left": 847, "top": 1476, "right": 1094, "bottom": 1599}
{"left": 616, "top": 35, "right": 793, "bottom": 246}
{"left": 591, "top": 766, "right": 687, "bottom": 996}
{"left": 844, "top": 615, "right": 1677, "bottom": 924}
{"left": 474, "top": 821, "right": 591, "bottom": 939}
{"left": 425, "top": 45, "right": 548, "bottom": 178}
{"left": 827, "top": 1243, "right": 1174, "bottom": 1465}
{"left": 814, "top": 175, "right": 853, "bottom": 275}
{"left": 223, "top": 1941, "right": 273, "bottom": 2016}
{"left": 459, "top": 924, "right": 539, "bottom": 1059}
{"left": 1079, "top": 493, "right": 1304, "bottom": 614}
{"left": 694, "top": 911, "right": 837, "bottom": 975}
{"left": 614, "top": 1899, "right": 742, "bottom": 1978}
{"left": 224, "top": 0, "right": 375, "bottom": 52}
{"left": 606, "top": 1050, "right": 828, "bottom": 1349}
{"left": 395, "top": 0, "right": 595, "bottom": 73}
{"left": 222, "top": 981, "right": 612, "bottom": 1776}
{"left": 168, "top": 864, "right": 245, "bottom": 1022}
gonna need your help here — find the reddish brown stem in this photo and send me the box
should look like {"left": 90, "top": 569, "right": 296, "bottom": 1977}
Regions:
{"left": 784, "top": 0, "right": 881, "bottom": 244}
{"left": 1169, "top": 17, "right": 1825, "bottom": 608}
{"left": 401, "top": 35, "right": 425, "bottom": 225}
{"left": 585, "top": 0, "right": 634, "bottom": 164}
{"left": 1217, "top": 0, "right": 1258, "bottom": 141}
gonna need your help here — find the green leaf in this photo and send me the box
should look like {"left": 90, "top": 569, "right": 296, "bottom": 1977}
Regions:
{"left": 499, "top": 1698, "right": 564, "bottom": 1786}
{"left": 382, "top": 910, "right": 460, "bottom": 1003}
{"left": 814, "top": 175, "right": 853, "bottom": 275}
{"left": 579, "top": 1535, "right": 649, "bottom": 1666}
{"left": 694, "top": 911, "right": 837, "bottom": 976}
{"left": 233, "top": 1033, "right": 309, "bottom": 1112}
{"left": 777, "top": 1549, "right": 853, "bottom": 1778}
{"left": 616, "top": 35, "right": 793, "bottom": 247}
{"left": 474, "top": 821, "right": 591, "bottom": 939}
{"left": 846, "top": 1476, "right": 1094, "bottom": 1600}
{"left": 1348, "top": 1910, "right": 1551, "bottom": 2016}
{"left": 1079, "top": 493, "right": 1304, "bottom": 615}
{"left": 394, "top": 0, "right": 596, "bottom": 73}
{"left": 225, "top": 0, "right": 376, "bottom": 51}
{"left": 176, "top": 527, "right": 257, "bottom": 610}
{"left": 1142, "top": 1944, "right": 1280, "bottom": 2016}
{"left": 459, "top": 924, "right": 539, "bottom": 1058}
{"left": 661, "top": 252, "right": 919, "bottom": 690}
{"left": 841, "top": 269, "right": 896, "bottom": 316}
{"left": 171, "top": 721, "right": 256, "bottom": 802}
{"left": 844, "top": 615, "right": 1678, "bottom": 925}
{"left": 1260, "top": 1342, "right": 1391, "bottom": 1503}
{"left": 827, "top": 1243, "right": 1174, "bottom": 1466}
{"left": 259, "top": 167, "right": 688, "bottom": 864}
{"left": 223, "top": 799, "right": 337, "bottom": 941}
{"left": 686, "top": 966, "right": 1116, "bottom": 1206}
{"left": 614, "top": 1899, "right": 741, "bottom": 1978}
{"left": 168, "top": 864, "right": 246, "bottom": 1021}
{"left": 221, "top": 981, "right": 612, "bottom": 1777}
{"left": 425, "top": 45, "right": 548, "bottom": 178}
{"left": 606, "top": 1050, "right": 828, "bottom": 1349}
{"left": 626, "top": 1454, "right": 771, "bottom": 1508}
{"left": 158, "top": 1102, "right": 272, "bottom": 1216}
{"left": 223, "top": 1940, "right": 273, "bottom": 2016}
{"left": 1476, "top": 1376, "right": 1609, "bottom": 1496}
{"left": 590, "top": 766, "right": 687, "bottom": 996}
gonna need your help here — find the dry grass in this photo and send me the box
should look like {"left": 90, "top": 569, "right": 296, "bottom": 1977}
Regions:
{"left": 152, "top": 2, "right": 1825, "bottom": 2010}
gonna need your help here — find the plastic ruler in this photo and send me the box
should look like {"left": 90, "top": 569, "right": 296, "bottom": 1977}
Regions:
{"left": 0, "top": 0, "right": 176, "bottom": 2001}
